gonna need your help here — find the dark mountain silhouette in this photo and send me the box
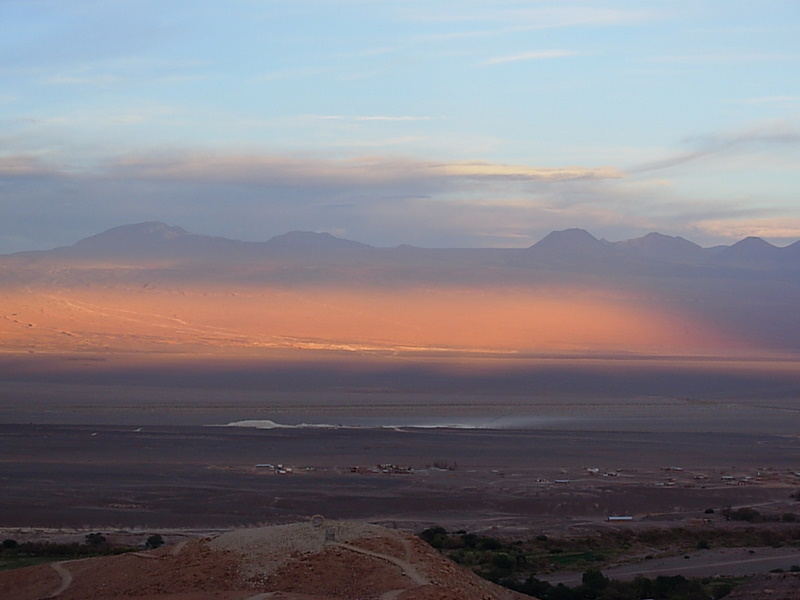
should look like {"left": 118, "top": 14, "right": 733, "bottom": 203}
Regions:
{"left": 7, "top": 222, "right": 798, "bottom": 271}
{"left": 62, "top": 221, "right": 249, "bottom": 260}
{"left": 529, "top": 228, "right": 613, "bottom": 255}
{"left": 614, "top": 232, "right": 705, "bottom": 263}
{"left": 785, "top": 240, "right": 800, "bottom": 259}
{"left": 264, "top": 230, "right": 372, "bottom": 252}
{"left": 718, "top": 236, "right": 783, "bottom": 265}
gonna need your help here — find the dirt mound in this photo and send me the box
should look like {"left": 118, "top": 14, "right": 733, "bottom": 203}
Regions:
{"left": 0, "top": 520, "right": 532, "bottom": 600}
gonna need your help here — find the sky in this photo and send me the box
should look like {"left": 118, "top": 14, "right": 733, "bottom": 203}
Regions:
{"left": 1, "top": 0, "right": 799, "bottom": 253}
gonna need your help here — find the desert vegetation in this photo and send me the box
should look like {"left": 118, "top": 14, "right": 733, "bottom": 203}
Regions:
{"left": 419, "top": 523, "right": 800, "bottom": 599}
{"left": 0, "top": 533, "right": 153, "bottom": 571}
{"left": 502, "top": 571, "right": 740, "bottom": 600}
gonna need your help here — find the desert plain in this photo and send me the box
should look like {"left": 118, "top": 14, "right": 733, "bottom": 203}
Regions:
{"left": 3, "top": 349, "right": 800, "bottom": 535}
{"left": 3, "top": 225, "right": 800, "bottom": 596}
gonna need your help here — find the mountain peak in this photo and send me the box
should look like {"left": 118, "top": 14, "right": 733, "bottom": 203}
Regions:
{"left": 64, "top": 221, "right": 241, "bottom": 260}
{"left": 614, "top": 232, "right": 704, "bottom": 261}
{"left": 720, "top": 236, "right": 780, "bottom": 262}
{"left": 730, "top": 236, "right": 774, "bottom": 249}
{"left": 73, "top": 222, "right": 188, "bottom": 247}
{"left": 265, "top": 231, "right": 371, "bottom": 251}
{"left": 531, "top": 228, "right": 599, "bottom": 248}
{"left": 529, "top": 228, "right": 609, "bottom": 253}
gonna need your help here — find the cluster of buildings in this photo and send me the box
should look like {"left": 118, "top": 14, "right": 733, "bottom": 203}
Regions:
{"left": 255, "top": 463, "right": 293, "bottom": 474}
{"left": 350, "top": 464, "right": 414, "bottom": 475}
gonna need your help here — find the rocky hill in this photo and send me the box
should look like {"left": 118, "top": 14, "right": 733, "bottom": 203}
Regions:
{"left": 0, "top": 520, "right": 530, "bottom": 600}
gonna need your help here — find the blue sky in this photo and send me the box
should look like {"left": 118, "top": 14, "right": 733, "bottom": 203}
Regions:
{"left": 1, "top": 0, "right": 799, "bottom": 252}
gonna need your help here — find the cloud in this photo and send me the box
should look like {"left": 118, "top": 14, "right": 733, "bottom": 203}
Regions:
{"left": 0, "top": 149, "right": 631, "bottom": 252}
{"left": 739, "top": 96, "right": 800, "bottom": 105}
{"left": 0, "top": 143, "right": 794, "bottom": 254}
{"left": 693, "top": 218, "right": 800, "bottom": 243}
{"left": 631, "top": 121, "right": 800, "bottom": 173}
{"left": 477, "top": 50, "right": 579, "bottom": 66}
{"left": 304, "top": 115, "right": 436, "bottom": 122}
{"left": 0, "top": 155, "right": 59, "bottom": 177}
{"left": 412, "top": 5, "right": 660, "bottom": 32}
{"left": 646, "top": 53, "right": 800, "bottom": 63}
{"left": 44, "top": 74, "right": 124, "bottom": 86}
{"left": 426, "top": 161, "right": 622, "bottom": 181}
{"left": 107, "top": 153, "right": 624, "bottom": 187}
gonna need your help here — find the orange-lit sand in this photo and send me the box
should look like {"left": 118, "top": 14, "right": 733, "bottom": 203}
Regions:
{"left": 0, "top": 283, "right": 748, "bottom": 356}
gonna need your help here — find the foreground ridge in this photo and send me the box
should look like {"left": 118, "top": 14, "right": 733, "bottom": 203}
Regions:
{"left": 0, "top": 520, "right": 529, "bottom": 600}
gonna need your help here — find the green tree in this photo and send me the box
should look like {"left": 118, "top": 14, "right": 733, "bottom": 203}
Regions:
{"left": 491, "top": 552, "right": 514, "bottom": 572}
{"left": 582, "top": 569, "right": 609, "bottom": 593}
{"left": 84, "top": 532, "right": 106, "bottom": 547}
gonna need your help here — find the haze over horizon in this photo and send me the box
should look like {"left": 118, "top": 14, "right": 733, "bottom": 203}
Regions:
{"left": 5, "top": 220, "right": 800, "bottom": 254}
{"left": 2, "top": 1, "right": 799, "bottom": 254}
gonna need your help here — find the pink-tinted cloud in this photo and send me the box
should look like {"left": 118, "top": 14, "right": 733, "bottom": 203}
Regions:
{"left": 108, "top": 153, "right": 624, "bottom": 187}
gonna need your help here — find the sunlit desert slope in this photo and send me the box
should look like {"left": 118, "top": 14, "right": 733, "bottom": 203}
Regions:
{"left": 1, "top": 222, "right": 798, "bottom": 357}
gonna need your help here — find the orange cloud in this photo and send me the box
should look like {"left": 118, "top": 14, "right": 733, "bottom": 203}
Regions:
{"left": 694, "top": 218, "right": 800, "bottom": 242}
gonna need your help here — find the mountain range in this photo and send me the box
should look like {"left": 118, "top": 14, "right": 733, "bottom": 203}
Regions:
{"left": 9, "top": 221, "right": 800, "bottom": 268}
{"left": 1, "top": 222, "right": 798, "bottom": 357}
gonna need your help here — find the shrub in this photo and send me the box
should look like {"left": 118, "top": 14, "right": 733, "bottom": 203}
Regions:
{"left": 84, "top": 533, "right": 107, "bottom": 547}
{"left": 781, "top": 513, "right": 798, "bottom": 523}
{"left": 491, "top": 553, "right": 514, "bottom": 571}
{"left": 721, "top": 507, "right": 760, "bottom": 522}
{"left": 419, "top": 527, "right": 448, "bottom": 549}
{"left": 477, "top": 537, "right": 502, "bottom": 551}
{"left": 581, "top": 569, "right": 609, "bottom": 592}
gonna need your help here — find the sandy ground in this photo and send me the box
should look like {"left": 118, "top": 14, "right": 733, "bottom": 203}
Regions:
{"left": 2, "top": 351, "right": 800, "bottom": 534}
{"left": 2, "top": 419, "right": 800, "bottom": 534}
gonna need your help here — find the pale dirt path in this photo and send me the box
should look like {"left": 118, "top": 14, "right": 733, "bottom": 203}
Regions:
{"left": 170, "top": 540, "right": 188, "bottom": 555}
{"left": 329, "top": 541, "right": 429, "bottom": 586}
{"left": 329, "top": 540, "right": 427, "bottom": 600}
{"left": 42, "top": 540, "right": 188, "bottom": 598}
{"left": 44, "top": 562, "right": 72, "bottom": 599}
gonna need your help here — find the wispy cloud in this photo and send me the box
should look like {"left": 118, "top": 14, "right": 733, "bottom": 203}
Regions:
{"left": 631, "top": 121, "right": 800, "bottom": 173}
{"left": 304, "top": 115, "right": 437, "bottom": 122}
{"left": 413, "top": 5, "right": 660, "bottom": 29}
{"left": 647, "top": 53, "right": 800, "bottom": 63}
{"left": 0, "top": 155, "right": 59, "bottom": 177}
{"left": 428, "top": 161, "right": 622, "bottom": 181}
{"left": 106, "top": 153, "right": 624, "bottom": 187}
{"left": 412, "top": 5, "right": 662, "bottom": 43}
{"left": 738, "top": 96, "right": 800, "bottom": 107}
{"left": 44, "top": 73, "right": 124, "bottom": 86}
{"left": 695, "top": 218, "right": 800, "bottom": 242}
{"left": 477, "top": 50, "right": 579, "bottom": 66}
